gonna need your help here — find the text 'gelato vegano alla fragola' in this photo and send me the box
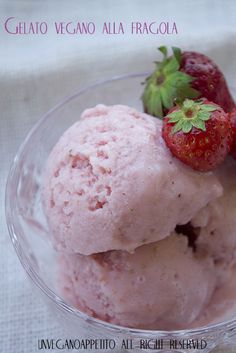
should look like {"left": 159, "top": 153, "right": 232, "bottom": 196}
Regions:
{"left": 42, "top": 104, "right": 236, "bottom": 330}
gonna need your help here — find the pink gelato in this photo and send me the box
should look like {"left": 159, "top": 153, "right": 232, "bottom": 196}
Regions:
{"left": 42, "top": 104, "right": 222, "bottom": 255}
{"left": 59, "top": 232, "right": 216, "bottom": 330}
{"left": 41, "top": 104, "right": 236, "bottom": 330}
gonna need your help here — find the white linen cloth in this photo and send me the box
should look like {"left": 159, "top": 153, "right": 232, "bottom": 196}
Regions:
{"left": 0, "top": 0, "right": 236, "bottom": 352}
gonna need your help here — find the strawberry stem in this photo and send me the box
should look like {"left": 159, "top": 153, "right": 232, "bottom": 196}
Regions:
{"left": 141, "top": 47, "right": 200, "bottom": 118}
{"left": 166, "top": 99, "right": 217, "bottom": 134}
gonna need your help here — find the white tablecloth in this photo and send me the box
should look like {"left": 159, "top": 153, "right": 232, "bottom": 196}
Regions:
{"left": 1, "top": 1, "right": 236, "bottom": 352}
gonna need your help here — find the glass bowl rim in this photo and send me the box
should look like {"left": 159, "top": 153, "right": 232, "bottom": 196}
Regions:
{"left": 5, "top": 72, "right": 236, "bottom": 337}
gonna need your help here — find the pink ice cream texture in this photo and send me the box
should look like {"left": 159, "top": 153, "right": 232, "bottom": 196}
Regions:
{"left": 42, "top": 104, "right": 236, "bottom": 330}
{"left": 42, "top": 104, "right": 222, "bottom": 255}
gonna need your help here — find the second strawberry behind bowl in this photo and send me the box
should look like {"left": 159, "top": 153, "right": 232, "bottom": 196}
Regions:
{"left": 5, "top": 73, "right": 236, "bottom": 353}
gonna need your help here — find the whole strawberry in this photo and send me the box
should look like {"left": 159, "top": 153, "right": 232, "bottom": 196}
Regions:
{"left": 142, "top": 47, "right": 235, "bottom": 118}
{"left": 229, "top": 107, "right": 236, "bottom": 158}
{"left": 162, "top": 99, "right": 233, "bottom": 172}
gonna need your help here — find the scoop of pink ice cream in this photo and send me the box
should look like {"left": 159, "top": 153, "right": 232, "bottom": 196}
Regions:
{"left": 59, "top": 232, "right": 216, "bottom": 330}
{"left": 42, "top": 104, "right": 222, "bottom": 255}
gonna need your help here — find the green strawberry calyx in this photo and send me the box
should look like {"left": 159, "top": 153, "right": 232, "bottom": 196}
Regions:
{"left": 142, "top": 46, "right": 200, "bottom": 118}
{"left": 167, "top": 99, "right": 218, "bottom": 134}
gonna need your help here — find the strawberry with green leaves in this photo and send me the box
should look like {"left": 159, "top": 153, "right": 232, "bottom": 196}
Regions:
{"left": 142, "top": 47, "right": 235, "bottom": 118}
{"left": 162, "top": 99, "right": 233, "bottom": 172}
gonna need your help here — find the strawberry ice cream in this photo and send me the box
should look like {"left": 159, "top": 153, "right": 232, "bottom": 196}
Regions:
{"left": 59, "top": 232, "right": 216, "bottom": 330}
{"left": 42, "top": 104, "right": 222, "bottom": 255}
{"left": 41, "top": 104, "right": 236, "bottom": 330}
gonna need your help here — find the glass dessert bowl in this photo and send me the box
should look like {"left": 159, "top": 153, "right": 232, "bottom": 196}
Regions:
{"left": 5, "top": 73, "right": 236, "bottom": 353}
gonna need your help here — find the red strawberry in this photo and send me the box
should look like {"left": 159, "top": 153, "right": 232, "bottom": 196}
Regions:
{"left": 229, "top": 107, "right": 236, "bottom": 158}
{"left": 180, "top": 51, "right": 235, "bottom": 113}
{"left": 142, "top": 47, "right": 235, "bottom": 118}
{"left": 162, "top": 99, "right": 233, "bottom": 172}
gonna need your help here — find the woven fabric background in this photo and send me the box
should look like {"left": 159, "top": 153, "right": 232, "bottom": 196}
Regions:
{"left": 0, "top": 1, "right": 236, "bottom": 352}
